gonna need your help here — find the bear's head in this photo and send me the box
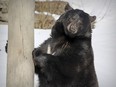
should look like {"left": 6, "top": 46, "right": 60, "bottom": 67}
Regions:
{"left": 51, "top": 9, "right": 96, "bottom": 38}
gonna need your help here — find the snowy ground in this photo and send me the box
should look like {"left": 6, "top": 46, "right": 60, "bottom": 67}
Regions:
{"left": 0, "top": 0, "right": 116, "bottom": 87}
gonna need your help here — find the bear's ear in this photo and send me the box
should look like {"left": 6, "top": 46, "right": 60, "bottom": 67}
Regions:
{"left": 90, "top": 16, "right": 96, "bottom": 22}
{"left": 65, "top": 3, "right": 73, "bottom": 12}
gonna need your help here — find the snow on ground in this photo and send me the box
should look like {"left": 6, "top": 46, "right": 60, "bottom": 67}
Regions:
{"left": 0, "top": 0, "right": 116, "bottom": 87}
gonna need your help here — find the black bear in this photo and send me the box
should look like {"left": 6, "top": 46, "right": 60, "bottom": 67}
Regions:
{"left": 33, "top": 9, "right": 98, "bottom": 87}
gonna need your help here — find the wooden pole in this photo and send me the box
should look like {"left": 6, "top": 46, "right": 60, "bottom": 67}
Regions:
{"left": 7, "top": 0, "right": 34, "bottom": 87}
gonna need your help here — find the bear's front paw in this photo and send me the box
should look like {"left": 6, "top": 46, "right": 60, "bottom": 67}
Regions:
{"left": 33, "top": 55, "right": 47, "bottom": 68}
{"left": 32, "top": 48, "right": 42, "bottom": 58}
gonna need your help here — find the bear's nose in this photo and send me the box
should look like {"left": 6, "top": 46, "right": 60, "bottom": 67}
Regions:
{"left": 67, "top": 19, "right": 82, "bottom": 34}
{"left": 67, "top": 23, "right": 78, "bottom": 34}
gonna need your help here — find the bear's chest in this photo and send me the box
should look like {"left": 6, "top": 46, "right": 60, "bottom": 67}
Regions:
{"left": 47, "top": 39, "right": 71, "bottom": 56}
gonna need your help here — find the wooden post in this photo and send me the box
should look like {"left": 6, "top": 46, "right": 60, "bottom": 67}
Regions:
{"left": 7, "top": 0, "right": 35, "bottom": 87}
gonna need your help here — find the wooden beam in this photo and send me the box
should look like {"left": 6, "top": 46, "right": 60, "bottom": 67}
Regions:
{"left": 34, "top": 14, "right": 55, "bottom": 29}
{"left": 0, "top": 14, "right": 55, "bottom": 29}
{"left": 7, "top": 0, "right": 34, "bottom": 87}
{"left": 35, "top": 1, "right": 68, "bottom": 15}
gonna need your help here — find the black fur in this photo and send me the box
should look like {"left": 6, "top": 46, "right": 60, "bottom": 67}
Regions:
{"left": 32, "top": 9, "right": 98, "bottom": 87}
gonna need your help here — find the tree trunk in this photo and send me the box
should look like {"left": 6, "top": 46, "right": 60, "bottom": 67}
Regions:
{"left": 6, "top": 0, "right": 34, "bottom": 87}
